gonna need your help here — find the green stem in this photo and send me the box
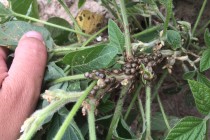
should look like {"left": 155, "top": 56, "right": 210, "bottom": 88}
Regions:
{"left": 151, "top": 1, "right": 177, "bottom": 31}
{"left": 119, "top": 0, "right": 133, "bottom": 59}
{"left": 50, "top": 42, "right": 107, "bottom": 56}
{"left": 19, "top": 91, "right": 83, "bottom": 140}
{"left": 145, "top": 84, "right": 152, "bottom": 140}
{"left": 48, "top": 74, "right": 85, "bottom": 86}
{"left": 137, "top": 94, "right": 146, "bottom": 134}
{"left": 12, "top": 12, "right": 90, "bottom": 37}
{"left": 57, "top": 0, "right": 81, "bottom": 32}
{"left": 192, "top": 0, "right": 208, "bottom": 36}
{"left": 152, "top": 70, "right": 168, "bottom": 101}
{"left": 171, "top": 13, "right": 177, "bottom": 27}
{"left": 131, "top": 15, "right": 144, "bottom": 31}
{"left": 54, "top": 81, "right": 97, "bottom": 140}
{"left": 124, "top": 84, "right": 142, "bottom": 120}
{"left": 81, "top": 26, "right": 108, "bottom": 47}
{"left": 157, "top": 95, "right": 171, "bottom": 131}
{"left": 106, "top": 83, "right": 131, "bottom": 140}
{"left": 112, "top": 0, "right": 122, "bottom": 22}
{"left": 163, "top": 0, "right": 172, "bottom": 36}
{"left": 196, "top": 20, "right": 210, "bottom": 36}
{"left": 88, "top": 99, "right": 97, "bottom": 140}
{"left": 205, "top": 120, "right": 209, "bottom": 140}
{"left": 132, "top": 24, "right": 163, "bottom": 38}
{"left": 101, "top": 0, "right": 118, "bottom": 20}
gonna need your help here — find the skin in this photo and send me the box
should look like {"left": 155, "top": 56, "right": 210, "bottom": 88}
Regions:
{"left": 0, "top": 31, "right": 47, "bottom": 139}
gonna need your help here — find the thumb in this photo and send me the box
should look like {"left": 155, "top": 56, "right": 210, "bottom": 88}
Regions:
{"left": 3, "top": 31, "right": 47, "bottom": 94}
{"left": 0, "top": 31, "right": 47, "bottom": 140}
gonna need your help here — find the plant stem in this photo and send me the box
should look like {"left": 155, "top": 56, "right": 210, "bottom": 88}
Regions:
{"left": 205, "top": 120, "right": 209, "bottom": 140}
{"left": 57, "top": 0, "right": 81, "bottom": 32}
{"left": 124, "top": 84, "right": 142, "bottom": 120}
{"left": 106, "top": 83, "right": 131, "bottom": 140}
{"left": 171, "top": 13, "right": 177, "bottom": 27}
{"left": 163, "top": 0, "right": 172, "bottom": 37}
{"left": 119, "top": 0, "right": 133, "bottom": 60}
{"left": 145, "top": 84, "right": 152, "bottom": 140}
{"left": 196, "top": 20, "right": 210, "bottom": 36}
{"left": 88, "top": 99, "right": 97, "bottom": 140}
{"left": 192, "top": 0, "right": 208, "bottom": 36}
{"left": 152, "top": 70, "right": 168, "bottom": 101}
{"left": 81, "top": 26, "right": 108, "bottom": 47}
{"left": 50, "top": 42, "right": 107, "bottom": 56}
{"left": 157, "top": 95, "right": 171, "bottom": 131}
{"left": 54, "top": 81, "right": 96, "bottom": 140}
{"left": 19, "top": 91, "right": 84, "bottom": 140}
{"left": 12, "top": 12, "right": 90, "bottom": 37}
{"left": 137, "top": 94, "right": 146, "bottom": 134}
{"left": 132, "top": 24, "right": 163, "bottom": 38}
{"left": 48, "top": 74, "right": 85, "bottom": 86}
{"left": 101, "top": 0, "right": 119, "bottom": 20}
{"left": 112, "top": 0, "right": 122, "bottom": 22}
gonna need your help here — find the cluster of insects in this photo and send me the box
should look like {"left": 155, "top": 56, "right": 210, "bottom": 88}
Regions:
{"left": 81, "top": 50, "right": 165, "bottom": 115}
{"left": 84, "top": 50, "right": 164, "bottom": 98}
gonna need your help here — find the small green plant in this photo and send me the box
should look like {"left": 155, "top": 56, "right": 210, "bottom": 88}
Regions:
{"left": 0, "top": 0, "right": 210, "bottom": 140}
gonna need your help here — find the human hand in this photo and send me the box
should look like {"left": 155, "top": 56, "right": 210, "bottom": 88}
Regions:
{"left": 0, "top": 31, "right": 47, "bottom": 139}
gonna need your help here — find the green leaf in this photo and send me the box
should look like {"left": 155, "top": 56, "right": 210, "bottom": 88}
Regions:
{"left": 166, "top": 30, "right": 182, "bottom": 50}
{"left": 0, "top": 21, "right": 53, "bottom": 50}
{"left": 200, "top": 49, "right": 210, "bottom": 72}
{"left": 108, "top": 19, "right": 125, "bottom": 53}
{"left": 10, "top": 0, "right": 33, "bottom": 15}
{"left": 46, "top": 113, "right": 84, "bottom": 140}
{"left": 0, "top": 2, "right": 12, "bottom": 16}
{"left": 45, "top": 17, "right": 72, "bottom": 45}
{"left": 78, "top": 0, "right": 86, "bottom": 8}
{"left": 183, "top": 71, "right": 196, "bottom": 80}
{"left": 188, "top": 80, "right": 210, "bottom": 115}
{"left": 63, "top": 45, "right": 118, "bottom": 73}
{"left": 165, "top": 116, "right": 206, "bottom": 140}
{"left": 196, "top": 72, "right": 210, "bottom": 88}
{"left": 204, "top": 28, "right": 210, "bottom": 48}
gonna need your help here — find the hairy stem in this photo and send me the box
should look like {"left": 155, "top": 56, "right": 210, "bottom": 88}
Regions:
{"left": 137, "top": 94, "right": 146, "bottom": 134}
{"left": 57, "top": 0, "right": 81, "bottom": 32}
{"left": 54, "top": 81, "right": 96, "bottom": 140}
{"left": 48, "top": 74, "right": 85, "bottom": 86}
{"left": 88, "top": 99, "right": 97, "bottom": 140}
{"left": 163, "top": 0, "right": 172, "bottom": 36}
{"left": 192, "top": 0, "right": 208, "bottom": 36}
{"left": 145, "top": 84, "right": 152, "bottom": 140}
{"left": 152, "top": 70, "right": 168, "bottom": 101}
{"left": 81, "top": 26, "right": 108, "bottom": 47}
{"left": 19, "top": 91, "right": 84, "bottom": 140}
{"left": 106, "top": 83, "right": 131, "bottom": 140}
{"left": 124, "top": 84, "right": 142, "bottom": 120}
{"left": 12, "top": 12, "right": 90, "bottom": 37}
{"left": 132, "top": 24, "right": 163, "bottom": 38}
{"left": 119, "top": 0, "right": 133, "bottom": 59}
{"left": 196, "top": 20, "right": 210, "bottom": 36}
{"left": 157, "top": 95, "right": 171, "bottom": 131}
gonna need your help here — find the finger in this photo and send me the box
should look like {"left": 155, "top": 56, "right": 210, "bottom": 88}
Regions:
{"left": 3, "top": 31, "right": 47, "bottom": 93}
{"left": 0, "top": 31, "right": 47, "bottom": 139}
{"left": 0, "top": 47, "right": 8, "bottom": 85}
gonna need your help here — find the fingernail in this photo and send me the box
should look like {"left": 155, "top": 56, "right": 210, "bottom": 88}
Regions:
{"left": 24, "top": 31, "right": 44, "bottom": 42}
